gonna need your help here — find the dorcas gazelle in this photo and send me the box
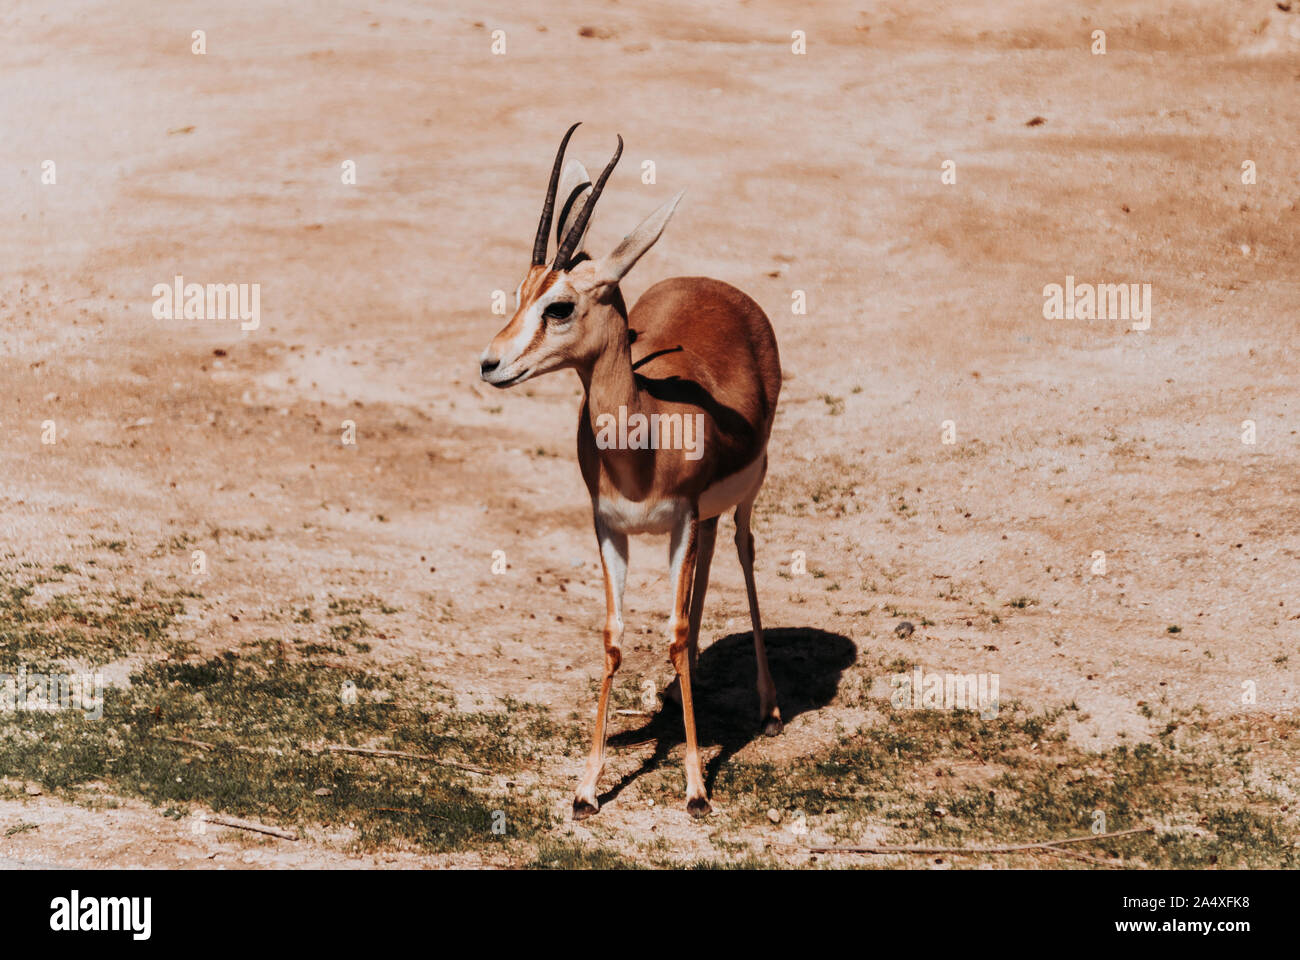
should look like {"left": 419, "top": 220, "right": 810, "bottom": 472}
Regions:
{"left": 479, "top": 124, "right": 782, "bottom": 819}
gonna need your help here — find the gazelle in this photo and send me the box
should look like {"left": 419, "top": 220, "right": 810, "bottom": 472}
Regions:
{"left": 479, "top": 124, "right": 782, "bottom": 819}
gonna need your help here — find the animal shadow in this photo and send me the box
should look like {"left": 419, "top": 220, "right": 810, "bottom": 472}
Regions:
{"left": 601, "top": 626, "right": 857, "bottom": 804}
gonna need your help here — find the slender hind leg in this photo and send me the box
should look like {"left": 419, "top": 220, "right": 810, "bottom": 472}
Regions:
{"left": 686, "top": 516, "right": 718, "bottom": 680}
{"left": 667, "top": 507, "right": 709, "bottom": 817}
{"left": 735, "top": 494, "right": 782, "bottom": 736}
{"left": 573, "top": 516, "right": 628, "bottom": 819}
{"left": 666, "top": 516, "right": 717, "bottom": 709}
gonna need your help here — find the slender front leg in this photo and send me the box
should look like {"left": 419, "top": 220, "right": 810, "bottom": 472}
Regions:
{"left": 667, "top": 507, "right": 709, "bottom": 817}
{"left": 573, "top": 516, "right": 628, "bottom": 820}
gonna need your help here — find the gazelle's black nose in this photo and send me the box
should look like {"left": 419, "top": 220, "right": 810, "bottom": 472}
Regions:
{"left": 480, "top": 357, "right": 499, "bottom": 376}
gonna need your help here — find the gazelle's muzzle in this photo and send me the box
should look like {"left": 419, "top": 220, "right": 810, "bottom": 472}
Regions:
{"left": 479, "top": 351, "right": 532, "bottom": 387}
{"left": 479, "top": 310, "right": 538, "bottom": 387}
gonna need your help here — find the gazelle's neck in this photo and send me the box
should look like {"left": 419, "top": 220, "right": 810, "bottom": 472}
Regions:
{"left": 577, "top": 291, "right": 639, "bottom": 413}
{"left": 577, "top": 295, "right": 652, "bottom": 497}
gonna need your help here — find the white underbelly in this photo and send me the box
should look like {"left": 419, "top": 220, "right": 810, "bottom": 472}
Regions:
{"left": 595, "top": 456, "right": 766, "bottom": 534}
{"left": 595, "top": 494, "right": 685, "bottom": 535}
{"left": 698, "top": 455, "right": 765, "bottom": 520}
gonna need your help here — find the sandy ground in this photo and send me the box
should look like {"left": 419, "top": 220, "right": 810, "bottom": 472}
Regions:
{"left": 1, "top": 0, "right": 1298, "bottom": 866}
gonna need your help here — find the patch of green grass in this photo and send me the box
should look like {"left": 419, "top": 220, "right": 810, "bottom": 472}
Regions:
{"left": 714, "top": 703, "right": 1300, "bottom": 868}
{"left": 680, "top": 853, "right": 786, "bottom": 869}
{"left": 0, "top": 564, "right": 565, "bottom": 857}
{"left": 316, "top": 594, "right": 404, "bottom": 653}
{"left": 299, "top": 642, "right": 348, "bottom": 657}
{"left": 326, "top": 596, "right": 399, "bottom": 617}
{"left": 529, "top": 840, "right": 639, "bottom": 869}
{"left": 0, "top": 565, "right": 193, "bottom": 669}
{"left": 328, "top": 618, "right": 371, "bottom": 650}
{"left": 0, "top": 646, "right": 560, "bottom": 854}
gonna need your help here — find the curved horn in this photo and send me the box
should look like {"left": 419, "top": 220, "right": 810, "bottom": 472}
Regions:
{"left": 532, "top": 122, "right": 582, "bottom": 266}
{"left": 554, "top": 134, "right": 622, "bottom": 271}
{"left": 555, "top": 180, "right": 592, "bottom": 251}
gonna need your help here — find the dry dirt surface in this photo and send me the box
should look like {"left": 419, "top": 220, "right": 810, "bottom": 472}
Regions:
{"left": 1, "top": 0, "right": 1298, "bottom": 869}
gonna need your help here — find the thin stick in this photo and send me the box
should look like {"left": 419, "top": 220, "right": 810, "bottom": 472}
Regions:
{"left": 807, "top": 826, "right": 1153, "bottom": 856}
{"left": 324, "top": 744, "right": 488, "bottom": 776}
{"left": 202, "top": 814, "right": 299, "bottom": 841}
{"left": 374, "top": 807, "right": 450, "bottom": 820}
{"left": 1038, "top": 846, "right": 1125, "bottom": 868}
{"left": 155, "top": 734, "right": 260, "bottom": 754}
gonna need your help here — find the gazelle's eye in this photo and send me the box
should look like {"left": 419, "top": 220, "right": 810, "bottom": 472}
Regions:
{"left": 543, "top": 301, "right": 575, "bottom": 321}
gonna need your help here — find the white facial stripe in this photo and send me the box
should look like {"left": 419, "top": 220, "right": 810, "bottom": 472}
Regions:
{"left": 501, "top": 303, "right": 542, "bottom": 364}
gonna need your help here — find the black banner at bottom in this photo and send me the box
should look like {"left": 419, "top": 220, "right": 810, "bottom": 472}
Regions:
{"left": 0, "top": 867, "right": 1275, "bottom": 947}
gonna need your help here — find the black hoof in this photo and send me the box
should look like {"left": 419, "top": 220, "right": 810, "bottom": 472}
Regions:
{"left": 761, "top": 714, "right": 784, "bottom": 737}
{"left": 572, "top": 798, "right": 599, "bottom": 821}
{"left": 687, "top": 796, "right": 712, "bottom": 819}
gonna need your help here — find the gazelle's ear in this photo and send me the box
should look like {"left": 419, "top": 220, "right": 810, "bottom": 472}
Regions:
{"left": 555, "top": 160, "right": 593, "bottom": 256}
{"left": 594, "top": 191, "right": 683, "bottom": 286}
